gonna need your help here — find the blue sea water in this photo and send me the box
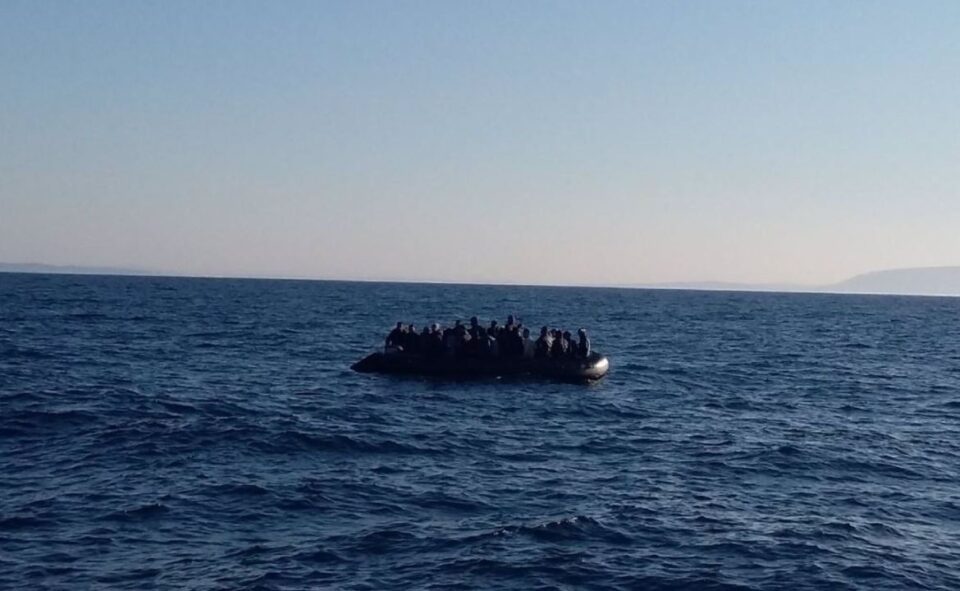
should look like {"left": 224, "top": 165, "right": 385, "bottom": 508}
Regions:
{"left": 2, "top": 273, "right": 960, "bottom": 590}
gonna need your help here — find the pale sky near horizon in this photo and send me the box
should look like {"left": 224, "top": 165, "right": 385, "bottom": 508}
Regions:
{"left": 2, "top": 1, "right": 959, "bottom": 286}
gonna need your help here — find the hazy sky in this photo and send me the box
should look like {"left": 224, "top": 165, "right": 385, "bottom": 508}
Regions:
{"left": 2, "top": 1, "right": 959, "bottom": 285}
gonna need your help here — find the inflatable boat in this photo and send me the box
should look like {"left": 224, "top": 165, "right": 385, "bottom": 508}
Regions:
{"left": 351, "top": 351, "right": 610, "bottom": 382}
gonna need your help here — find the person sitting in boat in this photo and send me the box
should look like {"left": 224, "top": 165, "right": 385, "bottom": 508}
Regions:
{"left": 510, "top": 324, "right": 525, "bottom": 358}
{"left": 403, "top": 324, "right": 423, "bottom": 355}
{"left": 509, "top": 323, "right": 523, "bottom": 359}
{"left": 385, "top": 322, "right": 405, "bottom": 352}
{"left": 485, "top": 327, "right": 500, "bottom": 358}
{"left": 549, "top": 329, "right": 567, "bottom": 357}
{"left": 489, "top": 320, "right": 499, "bottom": 338}
{"left": 522, "top": 327, "right": 535, "bottom": 358}
{"left": 534, "top": 326, "right": 552, "bottom": 359}
{"left": 577, "top": 328, "right": 590, "bottom": 358}
{"left": 442, "top": 325, "right": 457, "bottom": 357}
{"left": 463, "top": 324, "right": 480, "bottom": 357}
{"left": 475, "top": 327, "right": 492, "bottom": 357}
{"left": 468, "top": 316, "right": 481, "bottom": 341}
{"left": 403, "top": 324, "right": 420, "bottom": 354}
{"left": 562, "top": 331, "right": 577, "bottom": 358}
{"left": 420, "top": 326, "right": 431, "bottom": 353}
{"left": 452, "top": 320, "right": 469, "bottom": 357}
{"left": 496, "top": 324, "right": 515, "bottom": 358}
{"left": 425, "top": 324, "right": 444, "bottom": 358}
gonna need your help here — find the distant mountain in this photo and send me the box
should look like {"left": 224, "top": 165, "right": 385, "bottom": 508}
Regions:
{"left": 0, "top": 262, "right": 151, "bottom": 276}
{"left": 621, "top": 267, "right": 960, "bottom": 297}
{"left": 643, "top": 280, "right": 806, "bottom": 293}
{"left": 3, "top": 262, "right": 960, "bottom": 296}
{"left": 827, "top": 266, "right": 960, "bottom": 296}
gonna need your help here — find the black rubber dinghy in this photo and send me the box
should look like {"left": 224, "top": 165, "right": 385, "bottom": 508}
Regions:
{"left": 352, "top": 351, "right": 610, "bottom": 382}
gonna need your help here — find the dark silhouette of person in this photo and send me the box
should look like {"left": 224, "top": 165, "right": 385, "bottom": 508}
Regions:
{"left": 550, "top": 329, "right": 567, "bottom": 357}
{"left": 521, "top": 327, "right": 534, "bottom": 358}
{"left": 509, "top": 325, "right": 523, "bottom": 358}
{"left": 428, "top": 324, "right": 444, "bottom": 357}
{"left": 534, "top": 326, "right": 552, "bottom": 359}
{"left": 386, "top": 322, "right": 404, "bottom": 351}
{"left": 477, "top": 327, "right": 492, "bottom": 357}
{"left": 404, "top": 324, "right": 419, "bottom": 354}
{"left": 468, "top": 316, "right": 481, "bottom": 341}
{"left": 420, "top": 325, "right": 431, "bottom": 352}
{"left": 563, "top": 331, "right": 577, "bottom": 358}
{"left": 577, "top": 328, "right": 591, "bottom": 358}
{"left": 453, "top": 320, "right": 468, "bottom": 357}
{"left": 486, "top": 328, "right": 499, "bottom": 358}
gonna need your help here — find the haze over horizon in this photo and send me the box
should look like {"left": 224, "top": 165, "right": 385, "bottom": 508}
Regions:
{"left": 2, "top": 1, "right": 959, "bottom": 286}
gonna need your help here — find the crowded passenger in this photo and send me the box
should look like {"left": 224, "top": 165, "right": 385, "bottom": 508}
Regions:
{"left": 384, "top": 316, "right": 593, "bottom": 361}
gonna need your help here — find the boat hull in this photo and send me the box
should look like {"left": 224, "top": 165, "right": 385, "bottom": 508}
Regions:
{"left": 351, "top": 351, "right": 610, "bottom": 382}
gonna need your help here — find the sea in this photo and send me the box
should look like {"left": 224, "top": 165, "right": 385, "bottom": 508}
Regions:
{"left": 2, "top": 273, "right": 959, "bottom": 590}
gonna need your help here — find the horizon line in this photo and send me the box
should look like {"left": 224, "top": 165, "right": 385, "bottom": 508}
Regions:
{"left": 3, "top": 263, "right": 960, "bottom": 299}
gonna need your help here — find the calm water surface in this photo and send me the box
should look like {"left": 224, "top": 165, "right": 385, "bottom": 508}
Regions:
{"left": 2, "top": 273, "right": 959, "bottom": 590}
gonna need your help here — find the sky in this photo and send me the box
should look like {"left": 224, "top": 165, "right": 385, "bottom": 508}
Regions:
{"left": 1, "top": 1, "right": 959, "bottom": 286}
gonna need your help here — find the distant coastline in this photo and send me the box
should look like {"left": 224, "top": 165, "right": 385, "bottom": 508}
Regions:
{"left": 638, "top": 266, "right": 960, "bottom": 297}
{"left": 3, "top": 262, "right": 960, "bottom": 297}
{"left": 0, "top": 262, "right": 153, "bottom": 276}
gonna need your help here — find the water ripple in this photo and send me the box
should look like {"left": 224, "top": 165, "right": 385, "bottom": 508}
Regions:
{"left": 2, "top": 275, "right": 960, "bottom": 589}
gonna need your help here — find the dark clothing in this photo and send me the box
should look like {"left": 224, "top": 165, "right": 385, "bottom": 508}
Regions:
{"left": 403, "top": 330, "right": 420, "bottom": 354}
{"left": 578, "top": 336, "right": 591, "bottom": 358}
{"left": 442, "top": 328, "right": 456, "bottom": 356}
{"left": 425, "top": 332, "right": 443, "bottom": 357}
{"left": 497, "top": 327, "right": 521, "bottom": 358}
{"left": 550, "top": 337, "right": 567, "bottom": 358}
{"left": 386, "top": 327, "right": 404, "bottom": 349}
{"left": 487, "top": 335, "right": 499, "bottom": 357}
{"left": 534, "top": 336, "right": 551, "bottom": 359}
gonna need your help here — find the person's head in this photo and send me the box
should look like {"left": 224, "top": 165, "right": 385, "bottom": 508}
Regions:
{"left": 470, "top": 316, "right": 478, "bottom": 327}
{"left": 421, "top": 326, "right": 429, "bottom": 335}
{"left": 540, "top": 326, "right": 548, "bottom": 337}
{"left": 578, "top": 328, "right": 587, "bottom": 339}
{"left": 522, "top": 328, "right": 530, "bottom": 339}
{"left": 563, "top": 331, "right": 571, "bottom": 340}
{"left": 507, "top": 314, "right": 515, "bottom": 325}
{"left": 396, "top": 321, "right": 403, "bottom": 329}
{"left": 409, "top": 324, "right": 416, "bottom": 332}
{"left": 431, "top": 323, "right": 440, "bottom": 333}
{"left": 455, "top": 319, "right": 462, "bottom": 327}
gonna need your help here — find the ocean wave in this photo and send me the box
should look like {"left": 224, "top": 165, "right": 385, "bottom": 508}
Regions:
{"left": 5, "top": 276, "right": 960, "bottom": 590}
{"left": 104, "top": 502, "right": 170, "bottom": 522}
{"left": 493, "top": 516, "right": 633, "bottom": 545}
{"left": 0, "top": 515, "right": 52, "bottom": 530}
{"left": 255, "top": 431, "right": 445, "bottom": 455}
